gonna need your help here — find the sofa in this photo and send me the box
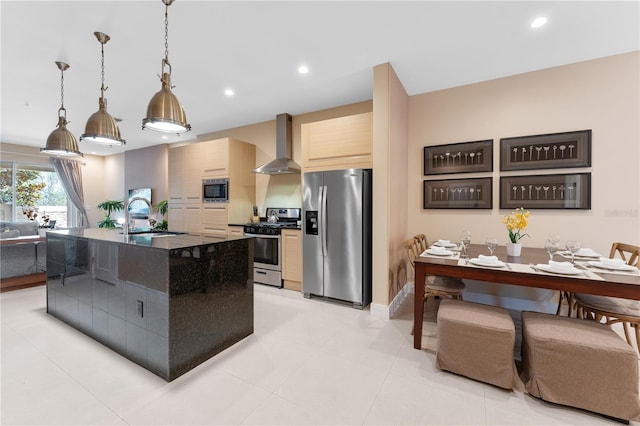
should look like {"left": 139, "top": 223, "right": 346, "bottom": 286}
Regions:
{"left": 0, "top": 221, "right": 46, "bottom": 279}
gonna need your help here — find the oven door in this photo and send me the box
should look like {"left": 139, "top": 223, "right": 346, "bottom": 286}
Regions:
{"left": 244, "top": 233, "right": 281, "bottom": 271}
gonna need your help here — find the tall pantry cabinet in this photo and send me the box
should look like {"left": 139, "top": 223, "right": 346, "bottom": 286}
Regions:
{"left": 168, "top": 138, "right": 255, "bottom": 236}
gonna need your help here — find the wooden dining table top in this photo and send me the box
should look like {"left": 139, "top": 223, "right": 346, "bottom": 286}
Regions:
{"left": 413, "top": 243, "right": 640, "bottom": 349}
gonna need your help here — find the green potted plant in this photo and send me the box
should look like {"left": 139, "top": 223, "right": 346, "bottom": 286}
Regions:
{"left": 97, "top": 200, "right": 124, "bottom": 229}
{"left": 153, "top": 199, "right": 168, "bottom": 231}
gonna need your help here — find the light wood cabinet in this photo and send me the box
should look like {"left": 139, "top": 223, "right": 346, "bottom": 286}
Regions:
{"left": 184, "top": 143, "right": 203, "bottom": 203}
{"left": 227, "top": 225, "right": 244, "bottom": 237}
{"left": 201, "top": 137, "right": 256, "bottom": 226}
{"left": 168, "top": 143, "right": 202, "bottom": 204}
{"left": 169, "top": 137, "right": 256, "bottom": 237}
{"left": 282, "top": 229, "right": 302, "bottom": 291}
{"left": 168, "top": 145, "right": 186, "bottom": 204}
{"left": 202, "top": 139, "right": 229, "bottom": 176}
{"left": 301, "top": 112, "right": 373, "bottom": 172}
{"left": 167, "top": 203, "right": 185, "bottom": 232}
{"left": 202, "top": 204, "right": 228, "bottom": 236}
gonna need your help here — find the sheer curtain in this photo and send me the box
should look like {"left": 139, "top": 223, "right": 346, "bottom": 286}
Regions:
{"left": 50, "top": 157, "right": 90, "bottom": 228}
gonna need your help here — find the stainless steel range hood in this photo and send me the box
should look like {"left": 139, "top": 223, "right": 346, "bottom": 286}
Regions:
{"left": 252, "top": 113, "right": 301, "bottom": 174}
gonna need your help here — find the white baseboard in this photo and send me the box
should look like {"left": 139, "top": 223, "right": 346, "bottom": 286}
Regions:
{"left": 370, "top": 281, "right": 415, "bottom": 320}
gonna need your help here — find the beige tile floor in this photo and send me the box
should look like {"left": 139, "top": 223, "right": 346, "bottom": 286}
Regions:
{"left": 1, "top": 284, "right": 637, "bottom": 425}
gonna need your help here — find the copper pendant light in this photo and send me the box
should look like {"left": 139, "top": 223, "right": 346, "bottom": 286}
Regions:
{"left": 41, "top": 62, "right": 83, "bottom": 157}
{"left": 80, "top": 32, "right": 125, "bottom": 145}
{"left": 142, "top": 0, "right": 191, "bottom": 134}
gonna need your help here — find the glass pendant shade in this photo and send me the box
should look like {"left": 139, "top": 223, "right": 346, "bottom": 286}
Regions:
{"left": 142, "top": 72, "right": 191, "bottom": 133}
{"left": 40, "top": 61, "right": 83, "bottom": 157}
{"left": 80, "top": 32, "right": 125, "bottom": 145}
{"left": 41, "top": 115, "right": 83, "bottom": 157}
{"left": 81, "top": 97, "right": 125, "bottom": 145}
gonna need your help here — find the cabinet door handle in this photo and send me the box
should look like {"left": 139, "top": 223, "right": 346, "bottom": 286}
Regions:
{"left": 137, "top": 300, "right": 144, "bottom": 318}
{"left": 256, "top": 271, "right": 267, "bottom": 275}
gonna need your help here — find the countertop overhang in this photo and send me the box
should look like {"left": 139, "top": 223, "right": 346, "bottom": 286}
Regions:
{"left": 48, "top": 228, "right": 250, "bottom": 250}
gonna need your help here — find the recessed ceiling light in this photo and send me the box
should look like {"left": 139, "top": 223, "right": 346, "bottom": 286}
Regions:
{"left": 161, "top": 135, "right": 169, "bottom": 140}
{"left": 224, "top": 88, "right": 234, "bottom": 97}
{"left": 531, "top": 16, "right": 548, "bottom": 29}
{"left": 298, "top": 65, "right": 309, "bottom": 74}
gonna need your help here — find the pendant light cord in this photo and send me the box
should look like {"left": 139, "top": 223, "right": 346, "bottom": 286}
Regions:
{"left": 163, "top": 1, "right": 171, "bottom": 71}
{"left": 59, "top": 66, "right": 66, "bottom": 118}
{"left": 100, "top": 39, "right": 107, "bottom": 98}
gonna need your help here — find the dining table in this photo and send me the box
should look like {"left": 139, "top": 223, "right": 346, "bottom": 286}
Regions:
{"left": 413, "top": 243, "right": 640, "bottom": 349}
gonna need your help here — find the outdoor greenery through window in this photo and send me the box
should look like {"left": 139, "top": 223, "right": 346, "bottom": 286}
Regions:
{"left": 0, "top": 161, "right": 68, "bottom": 227}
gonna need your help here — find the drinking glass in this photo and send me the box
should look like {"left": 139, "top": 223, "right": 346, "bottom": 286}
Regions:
{"left": 485, "top": 237, "right": 498, "bottom": 255}
{"left": 545, "top": 239, "right": 559, "bottom": 260}
{"left": 460, "top": 230, "right": 471, "bottom": 258}
{"left": 565, "top": 240, "right": 581, "bottom": 263}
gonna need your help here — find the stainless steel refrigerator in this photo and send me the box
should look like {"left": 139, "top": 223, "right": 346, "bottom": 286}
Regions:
{"left": 302, "top": 168, "right": 372, "bottom": 309}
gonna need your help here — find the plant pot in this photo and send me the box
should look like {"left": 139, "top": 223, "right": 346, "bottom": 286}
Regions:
{"left": 506, "top": 242, "right": 522, "bottom": 257}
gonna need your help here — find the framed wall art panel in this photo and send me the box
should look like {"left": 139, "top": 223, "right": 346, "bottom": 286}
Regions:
{"left": 499, "top": 173, "right": 591, "bottom": 210}
{"left": 500, "top": 130, "right": 591, "bottom": 171}
{"left": 423, "top": 177, "right": 492, "bottom": 209}
{"left": 424, "top": 139, "right": 493, "bottom": 175}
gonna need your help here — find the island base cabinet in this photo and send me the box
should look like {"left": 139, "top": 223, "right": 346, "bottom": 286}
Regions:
{"left": 45, "top": 231, "right": 253, "bottom": 381}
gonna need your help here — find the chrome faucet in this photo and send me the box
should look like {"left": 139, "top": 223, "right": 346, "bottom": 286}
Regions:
{"left": 123, "top": 196, "right": 152, "bottom": 236}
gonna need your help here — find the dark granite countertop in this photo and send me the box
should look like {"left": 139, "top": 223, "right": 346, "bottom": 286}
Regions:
{"left": 48, "top": 228, "right": 250, "bottom": 250}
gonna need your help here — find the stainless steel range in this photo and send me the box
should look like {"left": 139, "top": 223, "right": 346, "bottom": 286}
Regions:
{"left": 243, "top": 208, "right": 301, "bottom": 288}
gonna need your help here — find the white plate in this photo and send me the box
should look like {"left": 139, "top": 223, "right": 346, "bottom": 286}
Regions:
{"left": 469, "top": 258, "right": 505, "bottom": 268}
{"left": 433, "top": 242, "right": 458, "bottom": 248}
{"left": 423, "top": 249, "right": 454, "bottom": 256}
{"left": 536, "top": 264, "right": 582, "bottom": 275}
{"left": 587, "top": 261, "right": 638, "bottom": 272}
{"left": 560, "top": 250, "right": 600, "bottom": 258}
{"left": 575, "top": 248, "right": 600, "bottom": 258}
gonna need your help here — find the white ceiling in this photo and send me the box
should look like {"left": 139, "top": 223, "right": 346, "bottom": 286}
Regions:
{"left": 1, "top": 1, "right": 638, "bottom": 156}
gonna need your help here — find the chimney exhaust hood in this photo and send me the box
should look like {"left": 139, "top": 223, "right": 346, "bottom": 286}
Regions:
{"left": 252, "top": 113, "right": 301, "bottom": 174}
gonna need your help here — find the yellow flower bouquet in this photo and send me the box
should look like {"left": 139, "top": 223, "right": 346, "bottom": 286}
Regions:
{"left": 502, "top": 207, "right": 530, "bottom": 243}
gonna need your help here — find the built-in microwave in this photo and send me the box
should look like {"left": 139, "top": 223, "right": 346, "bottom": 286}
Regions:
{"left": 202, "top": 178, "right": 229, "bottom": 203}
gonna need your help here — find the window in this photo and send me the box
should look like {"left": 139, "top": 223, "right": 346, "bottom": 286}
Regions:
{"left": 0, "top": 161, "right": 68, "bottom": 227}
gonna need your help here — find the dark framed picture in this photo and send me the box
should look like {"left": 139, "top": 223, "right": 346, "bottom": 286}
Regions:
{"left": 424, "top": 139, "right": 493, "bottom": 175}
{"left": 499, "top": 173, "right": 591, "bottom": 210}
{"left": 423, "top": 177, "right": 492, "bottom": 209}
{"left": 500, "top": 130, "right": 591, "bottom": 171}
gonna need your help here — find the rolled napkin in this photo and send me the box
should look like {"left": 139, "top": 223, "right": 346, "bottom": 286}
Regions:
{"left": 478, "top": 255, "right": 499, "bottom": 264}
{"left": 599, "top": 257, "right": 625, "bottom": 268}
{"left": 549, "top": 260, "right": 574, "bottom": 271}
{"left": 429, "top": 245, "right": 446, "bottom": 252}
{"left": 437, "top": 240, "right": 451, "bottom": 246}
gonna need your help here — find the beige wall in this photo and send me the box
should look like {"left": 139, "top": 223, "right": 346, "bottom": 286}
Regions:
{"left": 0, "top": 142, "right": 106, "bottom": 227}
{"left": 408, "top": 52, "right": 640, "bottom": 256}
{"left": 197, "top": 101, "right": 372, "bottom": 214}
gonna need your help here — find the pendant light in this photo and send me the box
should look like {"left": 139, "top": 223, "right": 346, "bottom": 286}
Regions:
{"left": 80, "top": 32, "right": 126, "bottom": 145}
{"left": 41, "top": 62, "right": 83, "bottom": 157}
{"left": 142, "top": 0, "right": 191, "bottom": 134}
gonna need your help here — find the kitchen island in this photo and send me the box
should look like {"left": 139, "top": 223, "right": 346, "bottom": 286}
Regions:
{"left": 46, "top": 228, "right": 253, "bottom": 381}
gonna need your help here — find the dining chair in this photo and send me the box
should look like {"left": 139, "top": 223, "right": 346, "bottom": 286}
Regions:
{"left": 574, "top": 242, "right": 640, "bottom": 352}
{"left": 404, "top": 237, "right": 465, "bottom": 334}
{"left": 414, "top": 233, "right": 429, "bottom": 253}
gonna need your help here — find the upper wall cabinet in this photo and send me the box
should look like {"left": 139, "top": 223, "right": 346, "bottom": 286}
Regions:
{"left": 301, "top": 112, "right": 373, "bottom": 172}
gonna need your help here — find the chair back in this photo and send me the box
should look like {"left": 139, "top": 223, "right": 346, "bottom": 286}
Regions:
{"left": 404, "top": 238, "right": 419, "bottom": 270}
{"left": 414, "top": 234, "right": 429, "bottom": 253}
{"left": 609, "top": 242, "right": 640, "bottom": 267}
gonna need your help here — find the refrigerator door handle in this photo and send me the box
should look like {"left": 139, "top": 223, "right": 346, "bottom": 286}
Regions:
{"left": 321, "top": 185, "right": 328, "bottom": 257}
